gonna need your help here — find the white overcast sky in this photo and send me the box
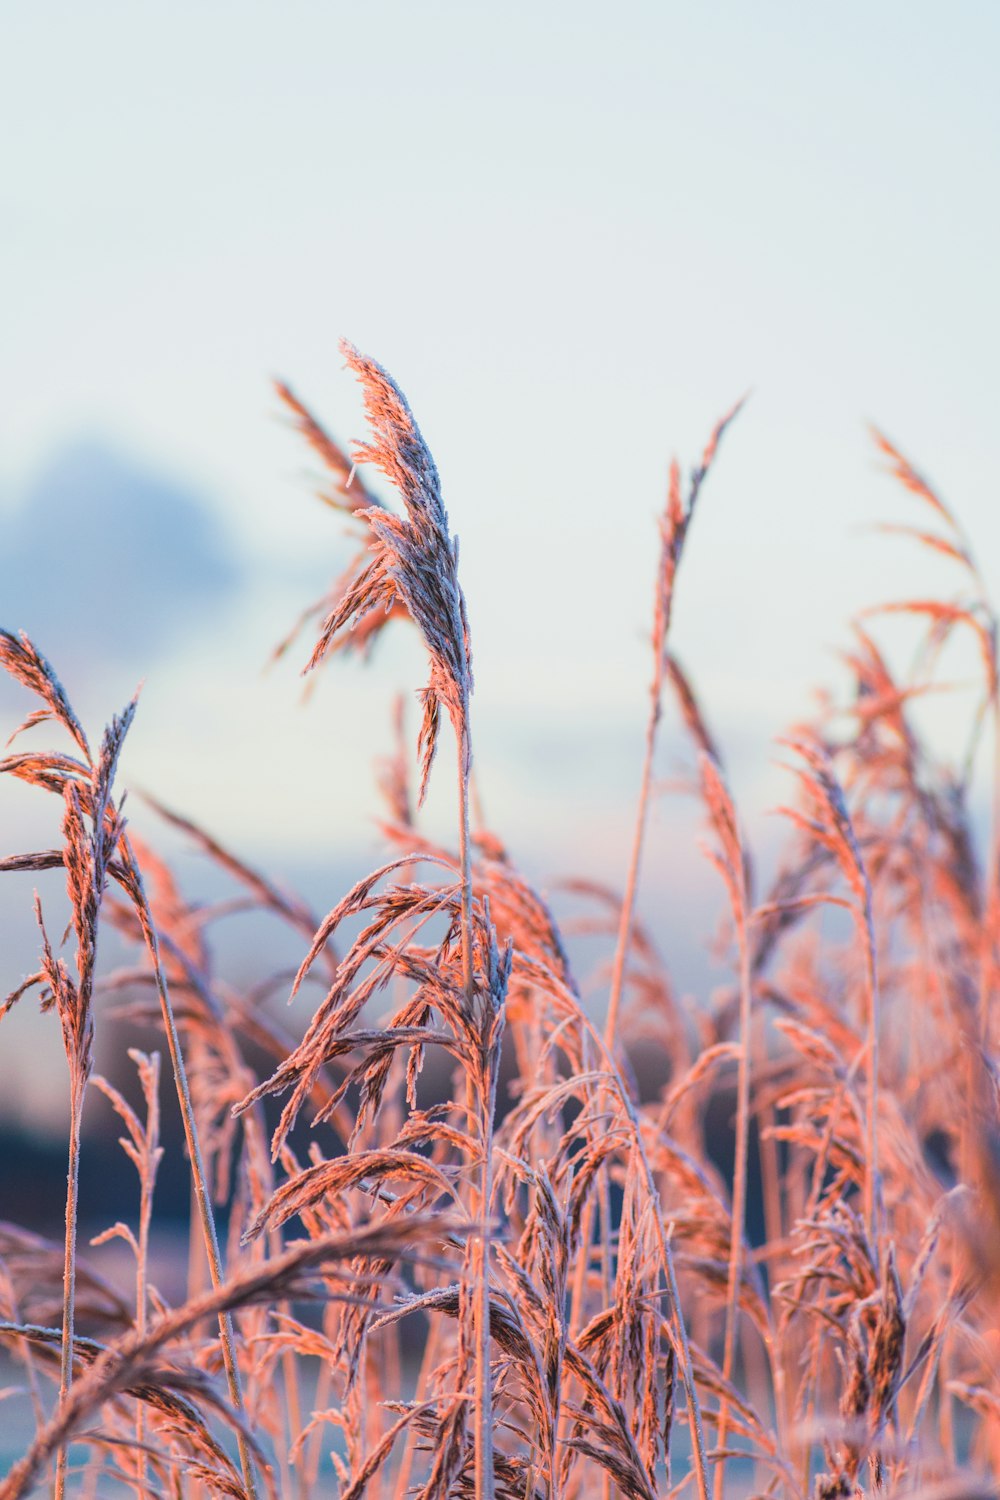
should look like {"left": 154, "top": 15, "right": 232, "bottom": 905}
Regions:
{"left": 2, "top": 0, "right": 999, "bottom": 886}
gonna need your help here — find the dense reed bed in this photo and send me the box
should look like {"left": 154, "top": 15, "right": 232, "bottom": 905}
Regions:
{"left": 1, "top": 345, "right": 999, "bottom": 1498}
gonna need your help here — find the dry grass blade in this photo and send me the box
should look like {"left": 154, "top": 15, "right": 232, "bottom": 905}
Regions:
{"left": 243, "top": 1148, "right": 461, "bottom": 1242}
{"left": 140, "top": 789, "right": 324, "bottom": 951}
{"left": 0, "top": 629, "right": 90, "bottom": 760}
{"left": 869, "top": 427, "right": 959, "bottom": 532}
{"left": 274, "top": 379, "right": 383, "bottom": 514}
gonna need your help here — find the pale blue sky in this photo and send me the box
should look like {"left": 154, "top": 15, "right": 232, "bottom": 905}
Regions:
{"left": 2, "top": 0, "right": 998, "bottom": 881}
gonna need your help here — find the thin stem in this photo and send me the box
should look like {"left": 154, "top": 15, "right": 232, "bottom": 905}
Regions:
{"left": 567, "top": 658, "right": 668, "bottom": 1500}
{"left": 570, "top": 670, "right": 663, "bottom": 1338}
{"left": 458, "top": 715, "right": 475, "bottom": 1005}
{"left": 392, "top": 1315, "right": 443, "bottom": 1500}
{"left": 474, "top": 1127, "right": 496, "bottom": 1500}
{"left": 714, "top": 893, "right": 752, "bottom": 1500}
{"left": 582, "top": 671, "right": 659, "bottom": 1500}
{"left": 565, "top": 668, "right": 690, "bottom": 1498}
{"left": 757, "top": 1088, "right": 788, "bottom": 1460}
{"left": 271, "top": 1263, "right": 307, "bottom": 1500}
{"left": 954, "top": 686, "right": 998, "bottom": 1196}
{"left": 305, "top": 1357, "right": 333, "bottom": 1493}
{"left": 605, "top": 692, "right": 661, "bottom": 1056}
{"left": 861, "top": 884, "right": 881, "bottom": 1263}
{"left": 457, "top": 709, "right": 495, "bottom": 1500}
{"left": 975, "top": 605, "right": 999, "bottom": 1043}
{"left": 562, "top": 991, "right": 711, "bottom": 1500}
{"left": 127, "top": 852, "right": 260, "bottom": 1500}
{"left": 54, "top": 1072, "right": 85, "bottom": 1500}
{"left": 663, "top": 1225, "right": 710, "bottom": 1500}
{"left": 135, "top": 1116, "right": 153, "bottom": 1495}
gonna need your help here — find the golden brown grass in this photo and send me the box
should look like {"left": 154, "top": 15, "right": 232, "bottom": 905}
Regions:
{"left": 1, "top": 346, "right": 999, "bottom": 1499}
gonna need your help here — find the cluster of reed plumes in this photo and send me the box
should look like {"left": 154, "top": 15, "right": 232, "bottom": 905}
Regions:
{"left": 2, "top": 343, "right": 999, "bottom": 1500}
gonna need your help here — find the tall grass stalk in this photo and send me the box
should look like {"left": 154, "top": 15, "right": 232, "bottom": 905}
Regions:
{"left": 123, "top": 844, "right": 260, "bottom": 1499}
{"left": 454, "top": 667, "right": 496, "bottom": 1500}
{"left": 54, "top": 1070, "right": 84, "bottom": 1500}
{"left": 573, "top": 411, "right": 741, "bottom": 1342}
{"left": 699, "top": 752, "right": 754, "bottom": 1500}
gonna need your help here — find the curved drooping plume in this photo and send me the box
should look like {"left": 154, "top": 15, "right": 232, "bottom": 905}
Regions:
{"left": 305, "top": 340, "right": 473, "bottom": 804}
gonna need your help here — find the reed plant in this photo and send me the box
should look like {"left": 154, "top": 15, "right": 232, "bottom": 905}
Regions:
{"left": 1, "top": 348, "right": 998, "bottom": 1500}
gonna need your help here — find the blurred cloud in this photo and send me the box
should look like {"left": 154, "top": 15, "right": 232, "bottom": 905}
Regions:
{"left": 0, "top": 438, "right": 242, "bottom": 676}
